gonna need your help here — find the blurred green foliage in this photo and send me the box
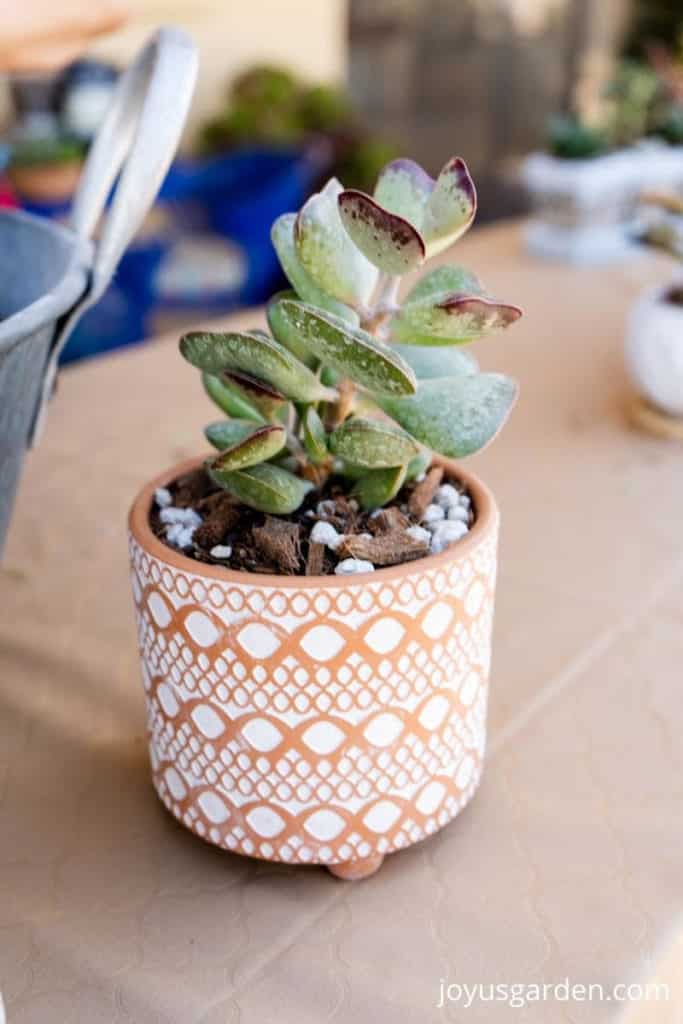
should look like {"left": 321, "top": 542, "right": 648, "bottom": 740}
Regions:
{"left": 200, "top": 65, "right": 398, "bottom": 193}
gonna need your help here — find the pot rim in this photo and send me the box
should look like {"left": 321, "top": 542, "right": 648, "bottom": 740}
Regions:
{"left": 0, "top": 209, "right": 91, "bottom": 356}
{"left": 129, "top": 455, "right": 499, "bottom": 589}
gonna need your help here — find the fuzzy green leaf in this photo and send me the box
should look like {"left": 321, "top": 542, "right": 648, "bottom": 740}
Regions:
{"left": 405, "top": 449, "right": 432, "bottom": 481}
{"left": 379, "top": 374, "right": 518, "bottom": 458}
{"left": 294, "top": 178, "right": 378, "bottom": 309}
{"left": 267, "top": 290, "right": 318, "bottom": 368}
{"left": 374, "top": 158, "right": 434, "bottom": 225}
{"left": 205, "top": 421, "right": 286, "bottom": 469}
{"left": 403, "top": 265, "right": 483, "bottom": 305}
{"left": 302, "top": 406, "right": 328, "bottom": 463}
{"left": 271, "top": 213, "right": 359, "bottom": 324}
{"left": 421, "top": 157, "right": 477, "bottom": 257}
{"left": 277, "top": 299, "right": 416, "bottom": 397}
{"left": 179, "top": 330, "right": 337, "bottom": 403}
{"left": 337, "top": 190, "right": 425, "bottom": 275}
{"left": 373, "top": 157, "right": 476, "bottom": 258}
{"left": 328, "top": 417, "right": 419, "bottom": 468}
{"left": 393, "top": 293, "right": 522, "bottom": 347}
{"left": 391, "top": 343, "right": 479, "bottom": 379}
{"left": 207, "top": 461, "right": 313, "bottom": 515}
{"left": 352, "top": 465, "right": 407, "bottom": 511}
{"left": 222, "top": 371, "right": 286, "bottom": 420}
{"left": 202, "top": 372, "right": 265, "bottom": 423}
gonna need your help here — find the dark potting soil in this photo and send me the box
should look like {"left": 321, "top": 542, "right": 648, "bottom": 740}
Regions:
{"left": 150, "top": 464, "right": 474, "bottom": 576}
{"left": 664, "top": 284, "right": 683, "bottom": 307}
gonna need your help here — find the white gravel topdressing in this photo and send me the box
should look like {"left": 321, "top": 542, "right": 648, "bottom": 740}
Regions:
{"left": 155, "top": 470, "right": 474, "bottom": 570}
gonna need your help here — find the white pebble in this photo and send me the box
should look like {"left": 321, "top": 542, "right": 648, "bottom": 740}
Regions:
{"left": 459, "top": 494, "right": 471, "bottom": 510}
{"left": 414, "top": 472, "right": 426, "bottom": 483}
{"left": 430, "top": 519, "right": 469, "bottom": 554}
{"left": 422, "top": 503, "right": 445, "bottom": 525}
{"left": 160, "top": 506, "right": 202, "bottom": 528}
{"left": 154, "top": 487, "right": 173, "bottom": 508}
{"left": 369, "top": 509, "right": 382, "bottom": 519}
{"left": 315, "top": 499, "right": 337, "bottom": 518}
{"left": 310, "top": 520, "right": 344, "bottom": 550}
{"left": 210, "top": 545, "right": 232, "bottom": 559}
{"left": 406, "top": 525, "right": 431, "bottom": 545}
{"left": 334, "top": 558, "right": 375, "bottom": 575}
{"left": 447, "top": 505, "right": 470, "bottom": 523}
{"left": 166, "top": 523, "right": 196, "bottom": 549}
{"left": 434, "top": 483, "right": 460, "bottom": 508}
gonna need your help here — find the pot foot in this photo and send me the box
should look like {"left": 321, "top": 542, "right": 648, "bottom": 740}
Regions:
{"left": 328, "top": 854, "right": 384, "bottom": 881}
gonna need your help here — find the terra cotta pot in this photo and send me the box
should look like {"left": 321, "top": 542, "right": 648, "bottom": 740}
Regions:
{"left": 128, "top": 457, "right": 499, "bottom": 879}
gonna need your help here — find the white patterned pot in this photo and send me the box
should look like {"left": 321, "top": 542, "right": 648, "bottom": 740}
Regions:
{"left": 625, "top": 285, "right": 683, "bottom": 418}
{"left": 128, "top": 458, "right": 499, "bottom": 879}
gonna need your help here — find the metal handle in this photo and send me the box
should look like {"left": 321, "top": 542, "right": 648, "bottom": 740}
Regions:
{"left": 70, "top": 26, "right": 198, "bottom": 300}
{"left": 29, "top": 27, "right": 197, "bottom": 446}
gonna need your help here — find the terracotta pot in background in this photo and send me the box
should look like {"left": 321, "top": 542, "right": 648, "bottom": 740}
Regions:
{"left": 128, "top": 457, "right": 499, "bottom": 880}
{"left": 8, "top": 159, "right": 84, "bottom": 205}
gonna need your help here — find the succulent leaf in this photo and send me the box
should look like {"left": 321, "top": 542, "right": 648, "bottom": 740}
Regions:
{"left": 294, "top": 178, "right": 378, "bottom": 309}
{"left": 352, "top": 465, "right": 407, "bottom": 511}
{"left": 202, "top": 372, "right": 265, "bottom": 422}
{"left": 420, "top": 157, "right": 477, "bottom": 257}
{"left": 328, "top": 417, "right": 419, "bottom": 467}
{"left": 379, "top": 374, "right": 518, "bottom": 458}
{"left": 393, "top": 294, "right": 522, "bottom": 347}
{"left": 277, "top": 299, "right": 417, "bottom": 397}
{"left": 403, "top": 265, "right": 483, "bottom": 304}
{"left": 302, "top": 406, "right": 328, "bottom": 463}
{"left": 267, "top": 290, "right": 318, "bottom": 368}
{"left": 391, "top": 343, "right": 479, "bottom": 379}
{"left": 179, "top": 330, "right": 337, "bottom": 403}
{"left": 373, "top": 157, "right": 477, "bottom": 257}
{"left": 222, "top": 370, "right": 287, "bottom": 419}
{"left": 271, "top": 213, "right": 359, "bottom": 324}
{"left": 205, "top": 421, "right": 286, "bottom": 469}
{"left": 405, "top": 448, "right": 432, "bottom": 481}
{"left": 392, "top": 265, "right": 522, "bottom": 346}
{"left": 374, "top": 158, "right": 434, "bottom": 225}
{"left": 207, "top": 461, "right": 313, "bottom": 515}
{"left": 337, "top": 190, "right": 425, "bottom": 274}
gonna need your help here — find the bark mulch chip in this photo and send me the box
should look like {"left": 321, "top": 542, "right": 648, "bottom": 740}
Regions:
{"left": 337, "top": 530, "right": 429, "bottom": 567}
{"left": 408, "top": 466, "right": 443, "bottom": 520}
{"left": 252, "top": 517, "right": 303, "bottom": 575}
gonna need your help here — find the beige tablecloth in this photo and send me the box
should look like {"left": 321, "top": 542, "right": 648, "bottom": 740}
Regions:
{"left": 2, "top": 222, "right": 682, "bottom": 1023}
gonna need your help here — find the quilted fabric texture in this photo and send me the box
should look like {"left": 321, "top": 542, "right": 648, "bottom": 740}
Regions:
{"left": 128, "top": 477, "right": 498, "bottom": 870}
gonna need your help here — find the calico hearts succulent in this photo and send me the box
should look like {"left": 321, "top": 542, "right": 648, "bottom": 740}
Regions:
{"left": 179, "top": 155, "right": 522, "bottom": 515}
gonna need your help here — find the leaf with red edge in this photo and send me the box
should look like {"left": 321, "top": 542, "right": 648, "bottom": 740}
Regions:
{"left": 338, "top": 189, "right": 425, "bottom": 275}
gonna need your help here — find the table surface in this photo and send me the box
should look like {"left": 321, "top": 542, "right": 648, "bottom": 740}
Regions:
{"left": 2, "top": 222, "right": 683, "bottom": 1024}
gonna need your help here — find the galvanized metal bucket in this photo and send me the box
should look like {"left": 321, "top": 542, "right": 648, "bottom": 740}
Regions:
{"left": 0, "top": 27, "right": 197, "bottom": 554}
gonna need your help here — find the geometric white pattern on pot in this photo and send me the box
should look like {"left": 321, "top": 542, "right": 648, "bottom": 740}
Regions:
{"left": 362, "top": 712, "right": 404, "bottom": 747}
{"left": 128, "top": 510, "right": 498, "bottom": 868}
{"left": 363, "top": 617, "right": 405, "bottom": 654}
{"left": 299, "top": 625, "right": 346, "bottom": 661}
{"left": 301, "top": 721, "right": 346, "bottom": 755}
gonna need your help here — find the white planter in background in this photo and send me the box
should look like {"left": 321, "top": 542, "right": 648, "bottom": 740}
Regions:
{"left": 625, "top": 285, "right": 683, "bottom": 418}
{"left": 636, "top": 141, "right": 683, "bottom": 195}
{"left": 522, "top": 149, "right": 643, "bottom": 264}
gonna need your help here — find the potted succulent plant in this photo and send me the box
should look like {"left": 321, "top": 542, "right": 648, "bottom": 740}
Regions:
{"left": 523, "top": 59, "right": 683, "bottom": 263}
{"left": 128, "top": 154, "right": 523, "bottom": 879}
{"left": 7, "top": 137, "right": 86, "bottom": 206}
{"left": 626, "top": 191, "right": 683, "bottom": 427}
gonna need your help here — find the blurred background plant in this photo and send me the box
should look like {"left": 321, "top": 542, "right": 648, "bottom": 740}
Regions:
{"left": 200, "top": 63, "right": 398, "bottom": 194}
{"left": 3, "top": 0, "right": 683, "bottom": 356}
